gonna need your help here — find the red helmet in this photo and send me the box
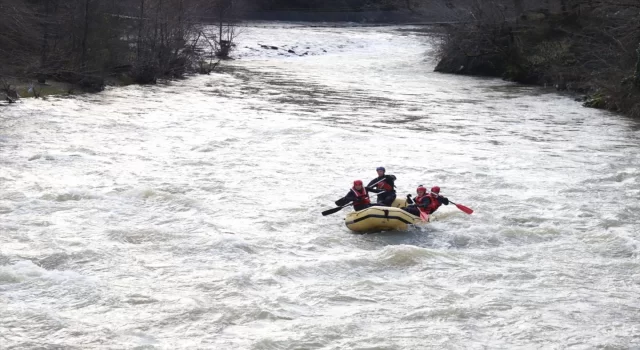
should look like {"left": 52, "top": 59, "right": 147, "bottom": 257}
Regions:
{"left": 431, "top": 186, "right": 441, "bottom": 194}
{"left": 354, "top": 180, "right": 363, "bottom": 187}
{"left": 416, "top": 186, "right": 426, "bottom": 194}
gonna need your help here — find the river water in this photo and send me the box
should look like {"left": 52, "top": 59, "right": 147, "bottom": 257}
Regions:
{"left": 1, "top": 23, "right": 639, "bottom": 349}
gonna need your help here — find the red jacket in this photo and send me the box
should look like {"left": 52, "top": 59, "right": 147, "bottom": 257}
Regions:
{"left": 424, "top": 193, "right": 442, "bottom": 214}
{"left": 350, "top": 187, "right": 370, "bottom": 208}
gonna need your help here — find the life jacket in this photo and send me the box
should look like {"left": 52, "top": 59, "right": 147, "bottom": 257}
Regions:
{"left": 414, "top": 194, "right": 429, "bottom": 206}
{"left": 424, "top": 193, "right": 442, "bottom": 214}
{"left": 375, "top": 177, "right": 394, "bottom": 192}
{"left": 351, "top": 187, "right": 370, "bottom": 207}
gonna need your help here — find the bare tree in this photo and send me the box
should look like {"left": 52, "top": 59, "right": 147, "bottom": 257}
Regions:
{"left": 0, "top": 0, "right": 40, "bottom": 77}
{"left": 0, "top": 0, "right": 222, "bottom": 91}
{"left": 207, "top": 0, "right": 244, "bottom": 58}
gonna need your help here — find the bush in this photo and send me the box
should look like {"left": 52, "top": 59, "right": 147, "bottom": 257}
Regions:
{"left": 435, "top": 0, "right": 640, "bottom": 118}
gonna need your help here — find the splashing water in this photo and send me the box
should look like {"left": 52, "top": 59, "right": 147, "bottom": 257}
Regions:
{"left": 1, "top": 23, "right": 639, "bottom": 349}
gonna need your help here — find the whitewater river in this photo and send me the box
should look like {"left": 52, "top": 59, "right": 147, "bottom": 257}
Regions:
{"left": 1, "top": 23, "right": 639, "bottom": 349}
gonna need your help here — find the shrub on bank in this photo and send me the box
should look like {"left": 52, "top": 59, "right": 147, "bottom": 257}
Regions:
{"left": 435, "top": 3, "right": 640, "bottom": 118}
{"left": 0, "top": 0, "right": 232, "bottom": 100}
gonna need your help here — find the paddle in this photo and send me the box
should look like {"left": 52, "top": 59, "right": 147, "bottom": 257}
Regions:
{"left": 417, "top": 207, "right": 429, "bottom": 222}
{"left": 322, "top": 177, "right": 388, "bottom": 217}
{"left": 323, "top": 188, "right": 389, "bottom": 217}
{"left": 322, "top": 202, "right": 353, "bottom": 216}
{"left": 429, "top": 192, "right": 473, "bottom": 215}
{"left": 450, "top": 200, "right": 474, "bottom": 215}
{"left": 406, "top": 195, "right": 428, "bottom": 222}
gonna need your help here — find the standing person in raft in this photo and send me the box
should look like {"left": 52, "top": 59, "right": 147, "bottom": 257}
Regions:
{"left": 335, "top": 180, "right": 372, "bottom": 211}
{"left": 366, "top": 166, "right": 397, "bottom": 206}
{"left": 403, "top": 186, "right": 450, "bottom": 215}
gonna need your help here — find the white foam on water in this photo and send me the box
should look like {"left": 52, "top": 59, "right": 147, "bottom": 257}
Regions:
{"left": 0, "top": 22, "right": 639, "bottom": 349}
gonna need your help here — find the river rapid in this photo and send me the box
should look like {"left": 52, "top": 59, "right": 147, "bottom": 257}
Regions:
{"left": 1, "top": 23, "right": 639, "bottom": 349}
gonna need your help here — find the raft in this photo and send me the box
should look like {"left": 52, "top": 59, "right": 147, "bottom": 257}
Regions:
{"left": 344, "top": 198, "right": 429, "bottom": 232}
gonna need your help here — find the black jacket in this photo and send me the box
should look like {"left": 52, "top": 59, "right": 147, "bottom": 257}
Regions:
{"left": 335, "top": 188, "right": 370, "bottom": 206}
{"left": 367, "top": 175, "right": 396, "bottom": 193}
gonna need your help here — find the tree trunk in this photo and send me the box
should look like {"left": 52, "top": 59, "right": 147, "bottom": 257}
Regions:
{"left": 513, "top": 0, "right": 524, "bottom": 17}
{"left": 137, "top": 0, "right": 145, "bottom": 64}
{"left": 634, "top": 43, "right": 640, "bottom": 89}
{"left": 81, "top": 0, "right": 90, "bottom": 69}
{"left": 154, "top": 0, "right": 161, "bottom": 52}
{"left": 176, "top": 0, "right": 184, "bottom": 58}
{"left": 560, "top": 0, "right": 568, "bottom": 16}
{"left": 219, "top": 5, "right": 223, "bottom": 44}
{"left": 40, "top": 0, "right": 51, "bottom": 72}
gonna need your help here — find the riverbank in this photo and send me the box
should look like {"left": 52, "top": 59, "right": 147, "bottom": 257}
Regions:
{"left": 0, "top": 0, "right": 224, "bottom": 106}
{"left": 1, "top": 60, "right": 221, "bottom": 106}
{"left": 0, "top": 78, "right": 111, "bottom": 104}
{"left": 1, "top": 76, "right": 136, "bottom": 105}
{"left": 434, "top": 9, "right": 640, "bottom": 118}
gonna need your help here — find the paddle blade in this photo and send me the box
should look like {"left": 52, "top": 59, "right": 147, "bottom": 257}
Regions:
{"left": 322, "top": 206, "right": 345, "bottom": 216}
{"left": 335, "top": 198, "right": 350, "bottom": 206}
{"left": 418, "top": 208, "right": 429, "bottom": 222}
{"left": 455, "top": 203, "right": 473, "bottom": 215}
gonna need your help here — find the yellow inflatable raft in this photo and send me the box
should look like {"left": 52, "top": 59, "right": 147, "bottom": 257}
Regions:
{"left": 344, "top": 198, "right": 429, "bottom": 232}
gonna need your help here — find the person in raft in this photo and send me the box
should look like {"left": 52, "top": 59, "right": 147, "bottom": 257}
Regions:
{"left": 366, "top": 166, "right": 397, "bottom": 206}
{"left": 335, "top": 180, "right": 372, "bottom": 211}
{"left": 403, "top": 185, "right": 450, "bottom": 216}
